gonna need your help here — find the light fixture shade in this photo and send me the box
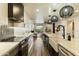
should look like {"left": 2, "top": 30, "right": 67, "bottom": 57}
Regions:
{"left": 51, "top": 15, "right": 58, "bottom": 22}
{"left": 59, "top": 5, "right": 74, "bottom": 18}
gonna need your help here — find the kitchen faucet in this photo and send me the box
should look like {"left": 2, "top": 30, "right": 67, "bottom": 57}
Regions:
{"left": 56, "top": 25, "right": 65, "bottom": 39}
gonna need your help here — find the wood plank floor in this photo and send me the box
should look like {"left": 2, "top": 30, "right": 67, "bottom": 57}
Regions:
{"left": 30, "top": 37, "right": 49, "bottom": 56}
{"left": 31, "top": 46, "right": 49, "bottom": 56}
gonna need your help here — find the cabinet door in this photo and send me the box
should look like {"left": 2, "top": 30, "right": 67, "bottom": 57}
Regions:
{"left": 22, "top": 44, "right": 28, "bottom": 56}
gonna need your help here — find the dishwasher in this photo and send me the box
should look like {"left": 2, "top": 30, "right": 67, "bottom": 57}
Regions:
{"left": 58, "top": 44, "right": 75, "bottom": 56}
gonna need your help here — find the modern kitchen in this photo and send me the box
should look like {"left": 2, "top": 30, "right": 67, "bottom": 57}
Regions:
{"left": 0, "top": 3, "right": 79, "bottom": 56}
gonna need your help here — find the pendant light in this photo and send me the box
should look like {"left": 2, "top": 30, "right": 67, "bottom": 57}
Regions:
{"left": 59, "top": 5, "right": 74, "bottom": 18}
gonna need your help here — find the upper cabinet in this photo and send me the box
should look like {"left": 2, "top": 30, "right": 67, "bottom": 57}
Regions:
{"left": 8, "top": 3, "right": 24, "bottom": 22}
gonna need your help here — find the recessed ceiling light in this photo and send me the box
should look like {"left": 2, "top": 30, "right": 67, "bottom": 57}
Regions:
{"left": 36, "top": 9, "right": 39, "bottom": 12}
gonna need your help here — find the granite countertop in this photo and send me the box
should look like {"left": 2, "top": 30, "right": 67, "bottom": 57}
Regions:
{"left": 44, "top": 32, "right": 79, "bottom": 56}
{"left": 0, "top": 42, "right": 19, "bottom": 56}
{"left": 58, "top": 39, "right": 79, "bottom": 56}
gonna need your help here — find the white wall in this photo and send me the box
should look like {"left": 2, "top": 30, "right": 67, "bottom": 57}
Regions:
{"left": 7, "top": 5, "right": 35, "bottom": 36}
{"left": 74, "top": 17, "right": 79, "bottom": 39}
{"left": 0, "top": 3, "right": 8, "bottom": 25}
{"left": 9, "top": 12, "right": 35, "bottom": 36}
{"left": 24, "top": 11, "right": 34, "bottom": 32}
{"left": 57, "top": 16, "right": 79, "bottom": 39}
{"left": 35, "top": 9, "right": 44, "bottom": 23}
{"left": 56, "top": 19, "right": 67, "bottom": 39}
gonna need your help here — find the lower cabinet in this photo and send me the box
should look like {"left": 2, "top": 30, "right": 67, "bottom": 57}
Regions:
{"left": 48, "top": 43, "right": 58, "bottom": 56}
{"left": 42, "top": 34, "right": 58, "bottom": 56}
{"left": 18, "top": 42, "right": 28, "bottom": 56}
{"left": 21, "top": 44, "right": 28, "bottom": 56}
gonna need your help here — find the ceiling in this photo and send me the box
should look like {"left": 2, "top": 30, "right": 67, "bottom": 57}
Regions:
{"left": 24, "top": 3, "right": 79, "bottom": 21}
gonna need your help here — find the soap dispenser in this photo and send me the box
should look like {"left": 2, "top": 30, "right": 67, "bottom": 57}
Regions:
{"left": 67, "top": 33, "right": 71, "bottom": 41}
